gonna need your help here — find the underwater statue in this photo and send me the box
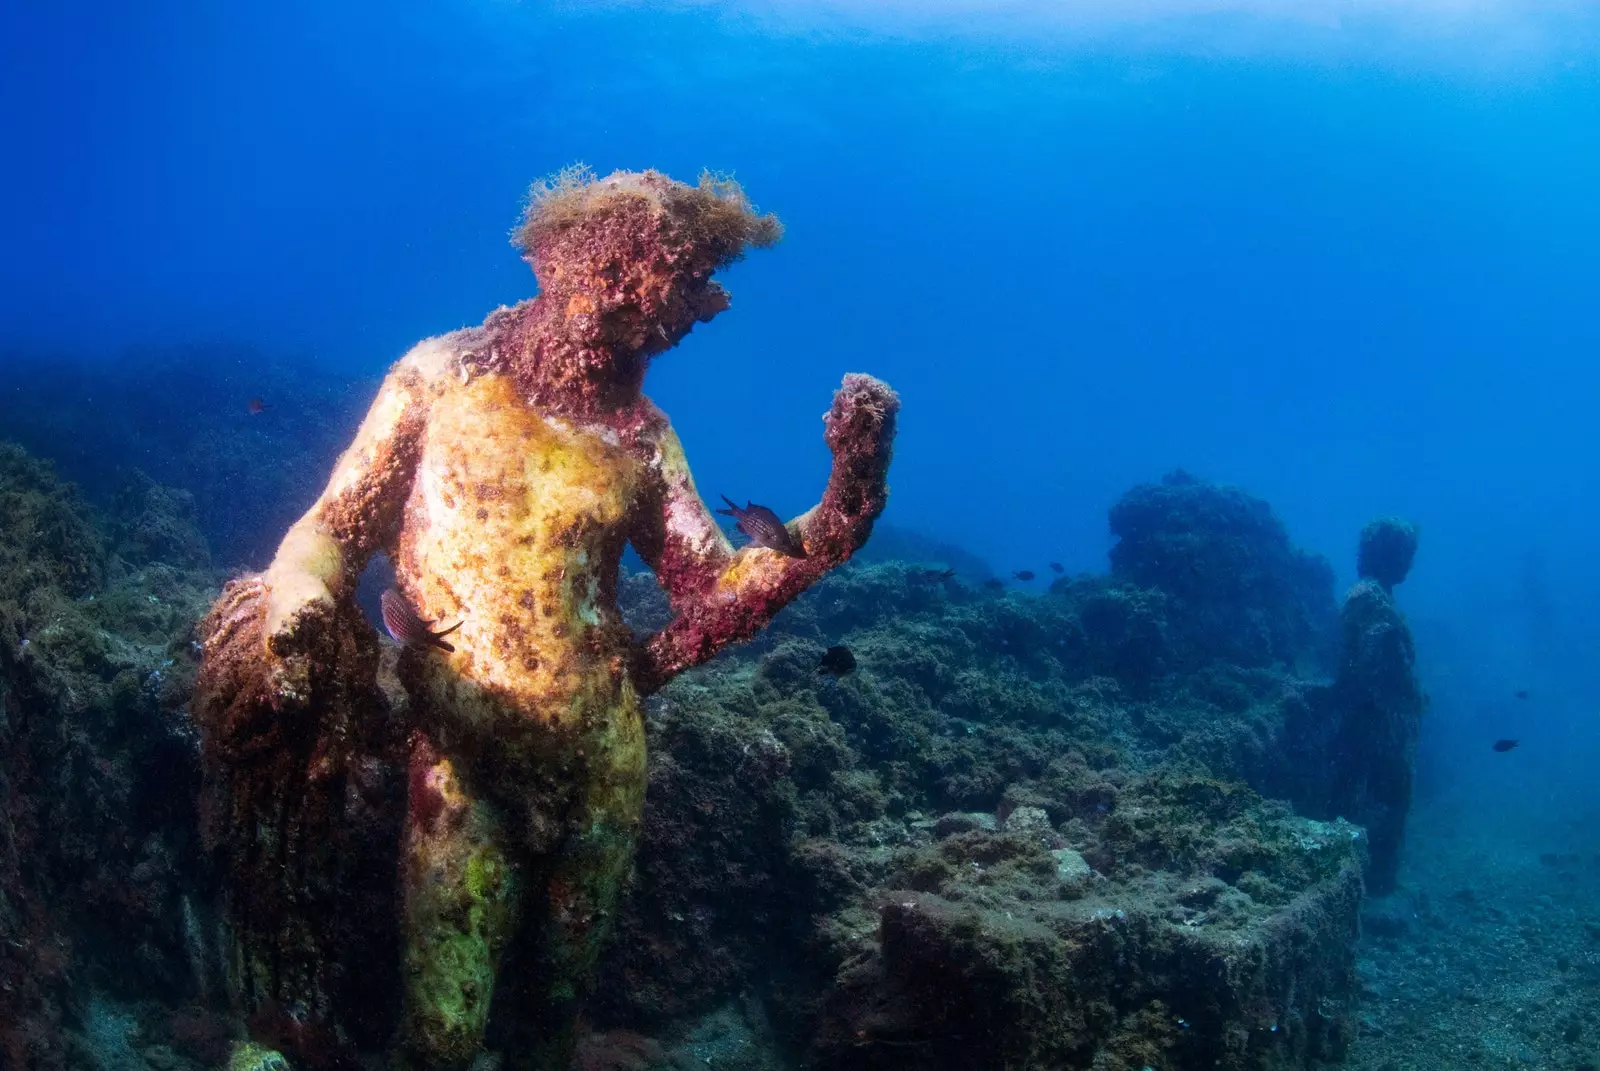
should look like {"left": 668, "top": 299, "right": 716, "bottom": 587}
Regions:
{"left": 194, "top": 168, "right": 898, "bottom": 1069}
{"left": 1331, "top": 517, "right": 1423, "bottom": 895}
{"left": 1279, "top": 516, "right": 1423, "bottom": 897}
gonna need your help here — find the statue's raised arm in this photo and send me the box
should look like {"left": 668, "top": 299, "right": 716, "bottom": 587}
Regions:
{"left": 629, "top": 372, "right": 897, "bottom": 693}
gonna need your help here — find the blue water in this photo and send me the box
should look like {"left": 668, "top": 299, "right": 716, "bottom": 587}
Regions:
{"left": 10, "top": 1, "right": 1600, "bottom": 727}
{"left": 4, "top": 0, "right": 1600, "bottom": 1048}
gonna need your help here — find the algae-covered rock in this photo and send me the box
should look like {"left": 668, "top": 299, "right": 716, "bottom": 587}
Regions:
{"left": 1105, "top": 470, "right": 1337, "bottom": 674}
{"left": 0, "top": 442, "right": 220, "bottom": 1066}
{"left": 593, "top": 685, "right": 803, "bottom": 1024}
{"left": 593, "top": 539, "right": 1365, "bottom": 1069}
{"left": 796, "top": 769, "right": 1363, "bottom": 1069}
{"left": 109, "top": 472, "right": 212, "bottom": 571}
{"left": 814, "top": 840, "right": 1360, "bottom": 1070}
{"left": 0, "top": 346, "right": 374, "bottom": 568}
{"left": 0, "top": 442, "right": 105, "bottom": 600}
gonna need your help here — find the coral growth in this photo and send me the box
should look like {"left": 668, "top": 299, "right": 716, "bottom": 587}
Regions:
{"left": 396, "top": 738, "right": 519, "bottom": 1067}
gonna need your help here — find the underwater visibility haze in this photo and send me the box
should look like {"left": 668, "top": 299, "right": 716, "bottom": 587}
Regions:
{"left": 2, "top": 1, "right": 1599, "bottom": 1069}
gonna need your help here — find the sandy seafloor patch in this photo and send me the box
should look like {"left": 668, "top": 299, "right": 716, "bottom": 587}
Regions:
{"left": 1345, "top": 793, "right": 1600, "bottom": 1071}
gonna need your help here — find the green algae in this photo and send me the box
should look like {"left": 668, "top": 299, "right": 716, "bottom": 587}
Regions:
{"left": 401, "top": 799, "right": 518, "bottom": 1067}
{"left": 228, "top": 1041, "right": 293, "bottom": 1071}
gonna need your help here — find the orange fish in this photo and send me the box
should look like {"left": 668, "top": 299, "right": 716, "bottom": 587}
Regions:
{"left": 247, "top": 398, "right": 269, "bottom": 415}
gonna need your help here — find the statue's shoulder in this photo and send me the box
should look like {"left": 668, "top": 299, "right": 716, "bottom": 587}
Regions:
{"left": 625, "top": 397, "right": 676, "bottom": 449}
{"left": 389, "top": 327, "right": 494, "bottom": 393}
{"left": 623, "top": 398, "right": 687, "bottom": 475}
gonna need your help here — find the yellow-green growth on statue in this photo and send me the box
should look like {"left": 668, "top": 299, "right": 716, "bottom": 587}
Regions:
{"left": 228, "top": 1042, "right": 292, "bottom": 1071}
{"left": 398, "top": 744, "right": 519, "bottom": 1070}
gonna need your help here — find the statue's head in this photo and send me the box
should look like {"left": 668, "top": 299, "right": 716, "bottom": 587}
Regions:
{"left": 513, "top": 168, "right": 780, "bottom": 390}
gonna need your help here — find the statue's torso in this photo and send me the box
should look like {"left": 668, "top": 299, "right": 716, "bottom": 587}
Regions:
{"left": 392, "top": 371, "right": 644, "bottom": 740}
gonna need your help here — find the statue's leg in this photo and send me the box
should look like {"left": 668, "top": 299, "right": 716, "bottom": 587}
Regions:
{"left": 396, "top": 735, "right": 521, "bottom": 1071}
{"left": 505, "top": 703, "right": 648, "bottom": 1071}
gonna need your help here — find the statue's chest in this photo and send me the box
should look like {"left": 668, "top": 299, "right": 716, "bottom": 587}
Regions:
{"left": 417, "top": 378, "right": 636, "bottom": 542}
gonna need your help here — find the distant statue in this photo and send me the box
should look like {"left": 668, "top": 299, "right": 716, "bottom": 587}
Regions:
{"left": 194, "top": 168, "right": 898, "bottom": 1069}
{"left": 1333, "top": 518, "right": 1423, "bottom": 894}
{"left": 1355, "top": 516, "right": 1418, "bottom": 594}
{"left": 1282, "top": 517, "right": 1424, "bottom": 895}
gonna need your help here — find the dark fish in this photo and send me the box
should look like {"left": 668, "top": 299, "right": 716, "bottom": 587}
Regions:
{"left": 1049, "top": 562, "right": 1064, "bottom": 574}
{"left": 717, "top": 495, "right": 805, "bottom": 557}
{"left": 1013, "top": 570, "right": 1035, "bottom": 581}
{"left": 1492, "top": 739, "right": 1519, "bottom": 753}
{"left": 1513, "top": 689, "right": 1529, "bottom": 700}
{"left": 914, "top": 567, "right": 956, "bottom": 583}
{"left": 983, "top": 578, "right": 1005, "bottom": 590}
{"left": 247, "top": 397, "right": 270, "bottom": 415}
{"left": 817, "top": 645, "right": 856, "bottom": 677}
{"left": 381, "top": 589, "right": 462, "bottom": 653}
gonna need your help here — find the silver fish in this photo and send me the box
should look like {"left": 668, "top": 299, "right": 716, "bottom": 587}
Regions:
{"left": 717, "top": 495, "right": 805, "bottom": 558}
{"left": 380, "top": 589, "right": 462, "bottom": 652}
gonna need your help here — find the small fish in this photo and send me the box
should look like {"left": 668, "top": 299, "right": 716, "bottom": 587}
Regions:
{"left": 817, "top": 645, "right": 857, "bottom": 677}
{"left": 1013, "top": 570, "right": 1035, "bottom": 581}
{"left": 381, "top": 589, "right": 462, "bottom": 653}
{"left": 717, "top": 495, "right": 805, "bottom": 557}
{"left": 983, "top": 578, "right": 1005, "bottom": 590}
{"left": 1049, "top": 562, "right": 1064, "bottom": 574}
{"left": 914, "top": 567, "right": 957, "bottom": 583}
{"left": 1492, "top": 739, "right": 1519, "bottom": 753}
{"left": 247, "top": 397, "right": 270, "bottom": 415}
{"left": 1513, "top": 689, "right": 1529, "bottom": 700}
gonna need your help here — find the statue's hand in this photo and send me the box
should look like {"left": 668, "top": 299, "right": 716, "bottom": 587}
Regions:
{"left": 824, "top": 373, "right": 898, "bottom": 472}
{"left": 634, "top": 373, "right": 898, "bottom": 695}
{"left": 193, "top": 574, "right": 339, "bottom": 763}
{"left": 261, "top": 577, "right": 339, "bottom": 714}
{"left": 806, "top": 373, "right": 899, "bottom": 561}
